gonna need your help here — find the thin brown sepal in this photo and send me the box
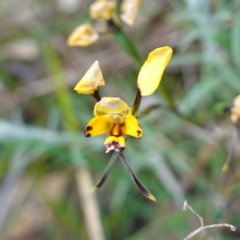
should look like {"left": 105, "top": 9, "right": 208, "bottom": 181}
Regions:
{"left": 118, "top": 153, "right": 156, "bottom": 201}
{"left": 91, "top": 152, "right": 118, "bottom": 191}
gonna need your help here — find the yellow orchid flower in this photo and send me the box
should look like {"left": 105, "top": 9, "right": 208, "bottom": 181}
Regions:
{"left": 121, "top": 0, "right": 141, "bottom": 26}
{"left": 230, "top": 95, "right": 240, "bottom": 126}
{"left": 74, "top": 47, "right": 172, "bottom": 200}
{"left": 67, "top": 23, "right": 99, "bottom": 47}
{"left": 74, "top": 47, "right": 172, "bottom": 151}
{"left": 85, "top": 97, "right": 143, "bottom": 152}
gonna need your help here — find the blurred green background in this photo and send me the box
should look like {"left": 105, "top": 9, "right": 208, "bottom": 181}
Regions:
{"left": 1, "top": 0, "right": 240, "bottom": 239}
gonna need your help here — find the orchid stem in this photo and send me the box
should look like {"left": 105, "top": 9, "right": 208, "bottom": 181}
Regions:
{"left": 92, "top": 90, "right": 101, "bottom": 102}
{"left": 107, "top": 20, "right": 143, "bottom": 66}
{"left": 132, "top": 88, "right": 142, "bottom": 116}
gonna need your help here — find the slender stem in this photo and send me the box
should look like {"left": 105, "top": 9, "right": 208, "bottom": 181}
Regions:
{"left": 92, "top": 90, "right": 101, "bottom": 102}
{"left": 183, "top": 201, "right": 203, "bottom": 227}
{"left": 132, "top": 88, "right": 142, "bottom": 116}
{"left": 107, "top": 20, "right": 143, "bottom": 66}
{"left": 183, "top": 201, "right": 236, "bottom": 240}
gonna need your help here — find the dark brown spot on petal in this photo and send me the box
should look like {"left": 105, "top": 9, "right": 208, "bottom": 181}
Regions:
{"left": 86, "top": 126, "right": 93, "bottom": 131}
{"left": 137, "top": 130, "right": 142, "bottom": 137}
{"left": 85, "top": 133, "right": 91, "bottom": 137}
{"left": 84, "top": 126, "right": 93, "bottom": 137}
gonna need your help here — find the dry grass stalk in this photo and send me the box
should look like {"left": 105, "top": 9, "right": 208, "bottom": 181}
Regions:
{"left": 182, "top": 201, "right": 236, "bottom": 240}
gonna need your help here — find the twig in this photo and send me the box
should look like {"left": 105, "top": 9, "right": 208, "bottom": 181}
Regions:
{"left": 182, "top": 201, "right": 236, "bottom": 240}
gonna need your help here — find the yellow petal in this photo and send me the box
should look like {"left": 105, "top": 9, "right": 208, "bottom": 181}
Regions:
{"left": 120, "top": 0, "right": 141, "bottom": 25}
{"left": 90, "top": 0, "right": 117, "bottom": 22}
{"left": 125, "top": 115, "right": 143, "bottom": 138}
{"left": 137, "top": 47, "right": 173, "bottom": 96}
{"left": 74, "top": 61, "right": 105, "bottom": 95}
{"left": 94, "top": 97, "right": 131, "bottom": 117}
{"left": 67, "top": 24, "right": 99, "bottom": 47}
{"left": 84, "top": 116, "right": 112, "bottom": 137}
{"left": 104, "top": 136, "right": 125, "bottom": 153}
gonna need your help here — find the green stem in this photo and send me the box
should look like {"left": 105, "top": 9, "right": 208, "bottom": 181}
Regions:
{"left": 107, "top": 20, "right": 143, "bottom": 66}
{"left": 92, "top": 90, "right": 101, "bottom": 102}
{"left": 132, "top": 88, "right": 142, "bottom": 116}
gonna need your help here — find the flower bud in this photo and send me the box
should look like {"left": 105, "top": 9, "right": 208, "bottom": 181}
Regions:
{"left": 67, "top": 24, "right": 99, "bottom": 47}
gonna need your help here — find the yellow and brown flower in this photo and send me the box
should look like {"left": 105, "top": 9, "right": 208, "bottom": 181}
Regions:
{"left": 84, "top": 97, "right": 143, "bottom": 152}
{"left": 74, "top": 46, "right": 172, "bottom": 152}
